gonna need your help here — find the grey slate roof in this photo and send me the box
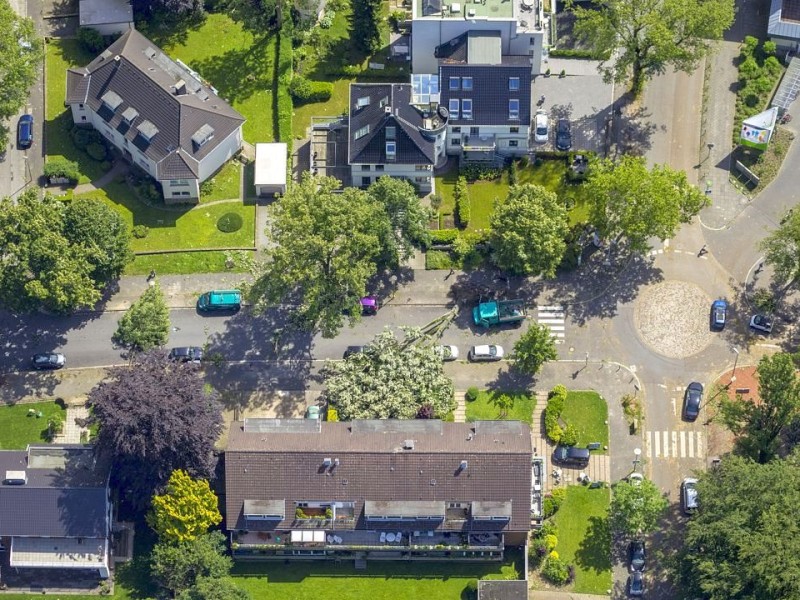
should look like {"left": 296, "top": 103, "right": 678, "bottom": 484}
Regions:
{"left": 65, "top": 29, "right": 244, "bottom": 181}
{"left": 440, "top": 64, "right": 532, "bottom": 126}
{"left": 0, "top": 446, "right": 110, "bottom": 539}
{"left": 224, "top": 420, "right": 531, "bottom": 534}
{"left": 770, "top": 0, "right": 800, "bottom": 40}
{"left": 349, "top": 83, "right": 436, "bottom": 165}
{"left": 80, "top": 0, "right": 133, "bottom": 27}
{"left": 478, "top": 580, "right": 529, "bottom": 600}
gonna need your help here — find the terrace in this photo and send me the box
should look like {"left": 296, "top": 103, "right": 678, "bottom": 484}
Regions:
{"left": 414, "top": 0, "right": 549, "bottom": 32}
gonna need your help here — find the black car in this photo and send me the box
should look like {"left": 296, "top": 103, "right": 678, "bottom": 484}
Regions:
{"left": 628, "top": 570, "right": 645, "bottom": 596}
{"left": 168, "top": 346, "right": 204, "bottom": 363}
{"left": 683, "top": 382, "right": 703, "bottom": 421}
{"left": 552, "top": 445, "right": 590, "bottom": 467}
{"left": 343, "top": 345, "right": 366, "bottom": 359}
{"left": 629, "top": 540, "right": 646, "bottom": 572}
{"left": 31, "top": 353, "right": 66, "bottom": 370}
{"left": 555, "top": 118, "right": 572, "bottom": 151}
{"left": 710, "top": 299, "right": 727, "bottom": 330}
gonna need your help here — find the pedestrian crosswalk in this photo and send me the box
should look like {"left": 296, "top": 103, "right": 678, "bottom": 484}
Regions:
{"left": 537, "top": 305, "right": 565, "bottom": 343}
{"left": 644, "top": 430, "right": 704, "bottom": 460}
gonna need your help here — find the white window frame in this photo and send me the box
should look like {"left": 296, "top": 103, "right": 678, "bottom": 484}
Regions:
{"left": 508, "top": 99, "right": 520, "bottom": 120}
{"left": 508, "top": 77, "right": 520, "bottom": 91}
{"left": 449, "top": 77, "right": 460, "bottom": 91}
{"left": 449, "top": 99, "right": 460, "bottom": 119}
{"left": 461, "top": 99, "right": 473, "bottom": 120}
{"left": 461, "top": 77, "right": 473, "bottom": 91}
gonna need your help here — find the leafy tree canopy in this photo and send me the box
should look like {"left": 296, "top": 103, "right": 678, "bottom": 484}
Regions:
{"left": 609, "top": 477, "right": 668, "bottom": 538}
{"left": 352, "top": 0, "right": 382, "bottom": 54}
{"left": 760, "top": 208, "right": 800, "bottom": 286}
{"left": 490, "top": 183, "right": 569, "bottom": 277}
{"left": 250, "top": 174, "right": 390, "bottom": 337}
{"left": 584, "top": 155, "right": 709, "bottom": 254}
{"left": 113, "top": 282, "right": 170, "bottom": 351}
{"left": 512, "top": 323, "right": 558, "bottom": 376}
{"left": 222, "top": 0, "right": 279, "bottom": 34}
{"left": 677, "top": 453, "right": 800, "bottom": 600}
{"left": 324, "top": 327, "right": 456, "bottom": 420}
{"left": 150, "top": 531, "right": 232, "bottom": 595}
{"left": 570, "top": 0, "right": 734, "bottom": 96}
{"left": 177, "top": 577, "right": 250, "bottom": 600}
{"left": 147, "top": 469, "right": 222, "bottom": 544}
{"left": 719, "top": 352, "right": 800, "bottom": 463}
{"left": 87, "top": 350, "right": 223, "bottom": 514}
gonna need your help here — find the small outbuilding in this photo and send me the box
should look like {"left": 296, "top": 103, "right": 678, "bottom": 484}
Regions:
{"left": 80, "top": 0, "right": 134, "bottom": 36}
{"left": 254, "top": 143, "right": 288, "bottom": 197}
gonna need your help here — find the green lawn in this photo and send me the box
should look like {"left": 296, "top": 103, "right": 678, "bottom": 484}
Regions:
{"left": 201, "top": 161, "right": 242, "bottom": 203}
{"left": 162, "top": 13, "right": 277, "bottom": 144}
{"left": 466, "top": 391, "right": 535, "bottom": 424}
{"left": 44, "top": 39, "right": 106, "bottom": 183}
{"left": 553, "top": 485, "right": 612, "bottom": 594}
{"left": 560, "top": 391, "right": 609, "bottom": 452}
{"left": 124, "top": 250, "right": 253, "bottom": 276}
{"left": 232, "top": 550, "right": 523, "bottom": 600}
{"left": 0, "top": 402, "right": 66, "bottom": 449}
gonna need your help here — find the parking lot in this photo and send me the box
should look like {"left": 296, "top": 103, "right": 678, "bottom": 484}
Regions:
{"left": 532, "top": 57, "right": 616, "bottom": 156}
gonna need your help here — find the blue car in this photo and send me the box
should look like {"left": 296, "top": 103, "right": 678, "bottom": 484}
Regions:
{"left": 710, "top": 299, "right": 727, "bottom": 330}
{"left": 17, "top": 114, "right": 33, "bottom": 149}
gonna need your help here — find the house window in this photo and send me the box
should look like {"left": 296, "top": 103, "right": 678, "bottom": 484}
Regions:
{"left": 510, "top": 126, "right": 519, "bottom": 133}
{"left": 449, "top": 77, "right": 460, "bottom": 90}
{"left": 452, "top": 127, "right": 461, "bottom": 133}
{"left": 81, "top": 116, "right": 87, "bottom": 122}
{"left": 451, "top": 138, "right": 461, "bottom": 146}
{"left": 379, "top": 96, "right": 389, "bottom": 108}
{"left": 462, "top": 99, "right": 473, "bottom": 120}
{"left": 376, "top": 165, "right": 384, "bottom": 171}
{"left": 362, "top": 165, "right": 371, "bottom": 171}
{"left": 449, "top": 99, "right": 460, "bottom": 119}
{"left": 461, "top": 77, "right": 473, "bottom": 91}
{"left": 386, "top": 126, "right": 396, "bottom": 140}
{"left": 354, "top": 125, "right": 370, "bottom": 140}
{"left": 79, "top": 103, "right": 84, "bottom": 109}
{"left": 414, "top": 176, "right": 430, "bottom": 183}
{"left": 362, "top": 177, "right": 371, "bottom": 186}
{"left": 470, "top": 126, "right": 479, "bottom": 135}
{"left": 530, "top": 37, "right": 535, "bottom": 45}
{"left": 356, "top": 96, "right": 370, "bottom": 108}
{"left": 509, "top": 140, "right": 519, "bottom": 147}
{"left": 508, "top": 77, "right": 520, "bottom": 91}
{"left": 170, "top": 179, "right": 190, "bottom": 187}
{"left": 509, "top": 99, "right": 520, "bottom": 120}
{"left": 386, "top": 141, "right": 397, "bottom": 159}
{"left": 415, "top": 165, "right": 431, "bottom": 171}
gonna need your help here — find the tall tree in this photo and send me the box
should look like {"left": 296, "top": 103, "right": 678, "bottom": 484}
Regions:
{"left": 223, "top": 0, "right": 279, "bottom": 33}
{"left": 323, "top": 328, "right": 456, "bottom": 420}
{"left": 250, "top": 174, "right": 390, "bottom": 337}
{"left": 719, "top": 352, "right": 800, "bottom": 463}
{"left": 147, "top": 470, "right": 222, "bottom": 544}
{"left": 570, "top": 0, "right": 735, "bottom": 97}
{"left": 367, "top": 177, "right": 433, "bottom": 266}
{"left": 677, "top": 453, "right": 800, "bottom": 600}
{"left": 760, "top": 208, "right": 800, "bottom": 287}
{"left": 87, "top": 350, "right": 223, "bottom": 514}
{"left": 352, "top": 0, "right": 382, "bottom": 54}
{"left": 113, "top": 283, "right": 170, "bottom": 351}
{"left": 609, "top": 478, "right": 668, "bottom": 538}
{"left": 584, "top": 155, "right": 708, "bottom": 254}
{"left": 512, "top": 323, "right": 558, "bottom": 376}
{"left": 0, "top": 0, "right": 43, "bottom": 151}
{"left": 150, "top": 531, "right": 232, "bottom": 595}
{"left": 490, "top": 183, "right": 569, "bottom": 277}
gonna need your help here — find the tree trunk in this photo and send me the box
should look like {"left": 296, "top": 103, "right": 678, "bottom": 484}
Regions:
{"left": 630, "top": 60, "right": 645, "bottom": 99}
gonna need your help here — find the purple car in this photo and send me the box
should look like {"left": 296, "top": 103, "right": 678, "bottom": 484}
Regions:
{"left": 360, "top": 296, "right": 378, "bottom": 316}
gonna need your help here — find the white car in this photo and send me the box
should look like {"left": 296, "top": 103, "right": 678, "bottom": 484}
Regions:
{"left": 437, "top": 345, "right": 459, "bottom": 361}
{"left": 468, "top": 344, "right": 505, "bottom": 362}
{"left": 749, "top": 314, "right": 774, "bottom": 333}
{"left": 534, "top": 110, "right": 549, "bottom": 143}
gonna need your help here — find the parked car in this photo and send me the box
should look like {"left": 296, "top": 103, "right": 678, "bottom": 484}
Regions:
{"left": 683, "top": 382, "right": 703, "bottom": 422}
{"left": 750, "top": 314, "right": 774, "bottom": 333}
{"left": 552, "top": 445, "right": 590, "bottom": 468}
{"left": 17, "top": 114, "right": 33, "bottom": 149}
{"left": 555, "top": 118, "right": 572, "bottom": 151}
{"left": 534, "top": 110, "right": 549, "bottom": 143}
{"left": 436, "top": 345, "right": 459, "bottom": 361}
{"left": 360, "top": 296, "right": 378, "bottom": 316}
{"left": 467, "top": 344, "right": 504, "bottom": 362}
{"left": 197, "top": 290, "right": 241, "bottom": 312}
{"left": 168, "top": 346, "right": 204, "bottom": 363}
{"left": 710, "top": 299, "right": 727, "bottom": 330}
{"left": 629, "top": 539, "right": 646, "bottom": 572}
{"left": 682, "top": 477, "right": 699, "bottom": 514}
{"left": 343, "top": 345, "right": 366, "bottom": 359}
{"left": 31, "top": 353, "right": 65, "bottom": 370}
{"left": 628, "top": 570, "right": 645, "bottom": 596}
{"left": 305, "top": 405, "right": 321, "bottom": 420}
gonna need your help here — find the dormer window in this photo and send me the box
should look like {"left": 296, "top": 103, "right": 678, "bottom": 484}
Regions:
{"left": 462, "top": 77, "right": 473, "bottom": 91}
{"left": 121, "top": 106, "right": 139, "bottom": 125}
{"left": 449, "top": 99, "right": 460, "bottom": 119}
{"left": 379, "top": 96, "right": 389, "bottom": 108}
{"left": 356, "top": 96, "right": 371, "bottom": 109}
{"left": 137, "top": 119, "right": 159, "bottom": 142}
{"left": 101, "top": 90, "right": 123, "bottom": 112}
{"left": 386, "top": 126, "right": 396, "bottom": 140}
{"left": 191, "top": 124, "right": 215, "bottom": 148}
{"left": 508, "top": 77, "right": 520, "bottom": 91}
{"left": 386, "top": 141, "right": 396, "bottom": 160}
{"left": 354, "top": 125, "right": 370, "bottom": 140}
{"left": 461, "top": 99, "right": 472, "bottom": 120}
{"left": 449, "top": 77, "right": 460, "bottom": 91}
{"left": 508, "top": 99, "right": 520, "bottom": 120}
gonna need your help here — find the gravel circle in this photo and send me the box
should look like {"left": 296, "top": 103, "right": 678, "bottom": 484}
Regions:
{"left": 634, "top": 281, "right": 715, "bottom": 358}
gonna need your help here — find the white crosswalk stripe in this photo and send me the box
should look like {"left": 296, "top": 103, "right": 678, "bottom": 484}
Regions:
{"left": 537, "top": 305, "right": 566, "bottom": 344}
{"left": 645, "top": 430, "right": 704, "bottom": 460}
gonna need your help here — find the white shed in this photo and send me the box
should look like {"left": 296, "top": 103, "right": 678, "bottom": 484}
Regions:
{"left": 79, "top": 0, "right": 134, "bottom": 36}
{"left": 254, "top": 143, "right": 288, "bottom": 197}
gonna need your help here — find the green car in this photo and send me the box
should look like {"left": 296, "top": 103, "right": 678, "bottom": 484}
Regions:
{"left": 197, "top": 290, "right": 241, "bottom": 312}
{"left": 305, "top": 405, "right": 321, "bottom": 420}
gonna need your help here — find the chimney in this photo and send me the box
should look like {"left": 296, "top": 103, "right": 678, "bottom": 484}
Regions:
{"left": 174, "top": 79, "right": 187, "bottom": 95}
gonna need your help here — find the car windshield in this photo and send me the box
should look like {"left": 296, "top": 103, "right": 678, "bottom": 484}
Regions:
{"left": 536, "top": 125, "right": 547, "bottom": 134}
{"left": 34, "top": 355, "right": 51, "bottom": 364}
{"left": 489, "top": 346, "right": 497, "bottom": 356}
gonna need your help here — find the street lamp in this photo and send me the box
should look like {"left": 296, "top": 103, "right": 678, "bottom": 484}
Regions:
{"left": 633, "top": 448, "right": 642, "bottom": 472}
{"left": 731, "top": 347, "right": 740, "bottom": 384}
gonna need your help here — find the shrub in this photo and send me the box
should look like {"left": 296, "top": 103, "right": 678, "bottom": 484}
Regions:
{"left": 454, "top": 176, "right": 470, "bottom": 228}
{"left": 551, "top": 487, "right": 566, "bottom": 504}
{"left": 77, "top": 27, "right": 106, "bottom": 53}
{"left": 544, "top": 387, "right": 567, "bottom": 444}
{"left": 544, "top": 534, "right": 558, "bottom": 552}
{"left": 543, "top": 497, "right": 558, "bottom": 518}
{"left": 44, "top": 157, "right": 81, "bottom": 183}
{"left": 540, "top": 519, "right": 558, "bottom": 538}
{"left": 276, "top": 25, "right": 294, "bottom": 145}
{"left": 416, "top": 403, "right": 435, "bottom": 419}
{"left": 464, "top": 579, "right": 478, "bottom": 600}
{"left": 289, "top": 76, "right": 334, "bottom": 104}
{"left": 528, "top": 538, "right": 548, "bottom": 567}
{"left": 542, "top": 556, "right": 571, "bottom": 585}
{"left": 319, "top": 14, "right": 333, "bottom": 28}
{"left": 132, "top": 225, "right": 149, "bottom": 239}
{"left": 425, "top": 249, "right": 454, "bottom": 270}
{"left": 560, "top": 423, "right": 578, "bottom": 446}
{"left": 86, "top": 142, "right": 107, "bottom": 161}
{"left": 741, "top": 35, "right": 759, "bottom": 57}
{"left": 508, "top": 159, "right": 518, "bottom": 186}
{"left": 763, "top": 40, "right": 777, "bottom": 56}
{"left": 466, "top": 386, "right": 480, "bottom": 402}
{"left": 217, "top": 212, "right": 244, "bottom": 233}
{"left": 752, "top": 288, "right": 776, "bottom": 313}
{"left": 70, "top": 126, "right": 103, "bottom": 150}
{"left": 430, "top": 228, "right": 459, "bottom": 245}
{"left": 460, "top": 164, "right": 501, "bottom": 181}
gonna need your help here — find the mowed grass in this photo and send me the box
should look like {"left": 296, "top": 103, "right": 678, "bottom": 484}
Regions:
{"left": 44, "top": 39, "right": 105, "bottom": 183}
{"left": 124, "top": 250, "right": 253, "bottom": 276}
{"left": 232, "top": 550, "right": 523, "bottom": 600}
{"left": 560, "top": 391, "right": 609, "bottom": 452}
{"left": 553, "top": 486, "right": 612, "bottom": 594}
{"left": 201, "top": 161, "right": 242, "bottom": 203}
{"left": 162, "top": 13, "right": 277, "bottom": 143}
{"left": 466, "top": 391, "right": 535, "bottom": 424}
{"left": 0, "top": 402, "right": 66, "bottom": 449}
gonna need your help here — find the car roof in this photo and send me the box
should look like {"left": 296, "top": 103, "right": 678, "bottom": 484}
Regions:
{"left": 712, "top": 299, "right": 727, "bottom": 308}
{"left": 688, "top": 381, "right": 703, "bottom": 391}
{"left": 20, "top": 114, "right": 33, "bottom": 123}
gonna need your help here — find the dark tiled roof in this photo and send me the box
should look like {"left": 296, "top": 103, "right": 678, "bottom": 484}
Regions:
{"left": 440, "top": 64, "right": 531, "bottom": 126}
{"left": 65, "top": 29, "right": 244, "bottom": 181}
{"left": 349, "top": 83, "right": 436, "bottom": 165}
{"left": 478, "top": 580, "right": 529, "bottom": 600}
{"left": 0, "top": 446, "right": 110, "bottom": 538}
{"left": 225, "top": 420, "right": 531, "bottom": 534}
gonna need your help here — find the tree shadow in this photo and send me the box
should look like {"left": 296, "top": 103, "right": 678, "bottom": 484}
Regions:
{"left": 611, "top": 101, "right": 659, "bottom": 158}
{"left": 135, "top": 8, "right": 207, "bottom": 49}
{"left": 575, "top": 513, "right": 612, "bottom": 575}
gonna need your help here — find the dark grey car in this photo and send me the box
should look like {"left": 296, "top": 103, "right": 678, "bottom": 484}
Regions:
{"left": 683, "top": 382, "right": 703, "bottom": 421}
{"left": 552, "top": 445, "right": 590, "bottom": 467}
{"left": 555, "top": 118, "right": 572, "bottom": 151}
{"left": 168, "top": 346, "right": 204, "bottom": 363}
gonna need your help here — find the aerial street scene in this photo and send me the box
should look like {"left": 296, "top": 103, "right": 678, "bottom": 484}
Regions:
{"left": 1, "top": 0, "right": 800, "bottom": 598}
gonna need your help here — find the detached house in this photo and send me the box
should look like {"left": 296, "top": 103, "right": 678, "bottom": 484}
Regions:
{"left": 65, "top": 29, "right": 245, "bottom": 203}
{"left": 225, "top": 419, "right": 532, "bottom": 563}
{"left": 0, "top": 446, "right": 112, "bottom": 583}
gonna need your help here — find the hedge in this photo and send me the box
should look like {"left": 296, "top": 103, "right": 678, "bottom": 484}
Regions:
{"left": 430, "top": 228, "right": 459, "bottom": 245}
{"left": 548, "top": 48, "right": 611, "bottom": 60}
{"left": 276, "top": 24, "right": 294, "bottom": 147}
{"left": 454, "top": 176, "right": 470, "bottom": 228}
{"left": 289, "top": 75, "right": 333, "bottom": 104}
{"left": 44, "top": 157, "right": 80, "bottom": 184}
{"left": 544, "top": 385, "right": 567, "bottom": 444}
